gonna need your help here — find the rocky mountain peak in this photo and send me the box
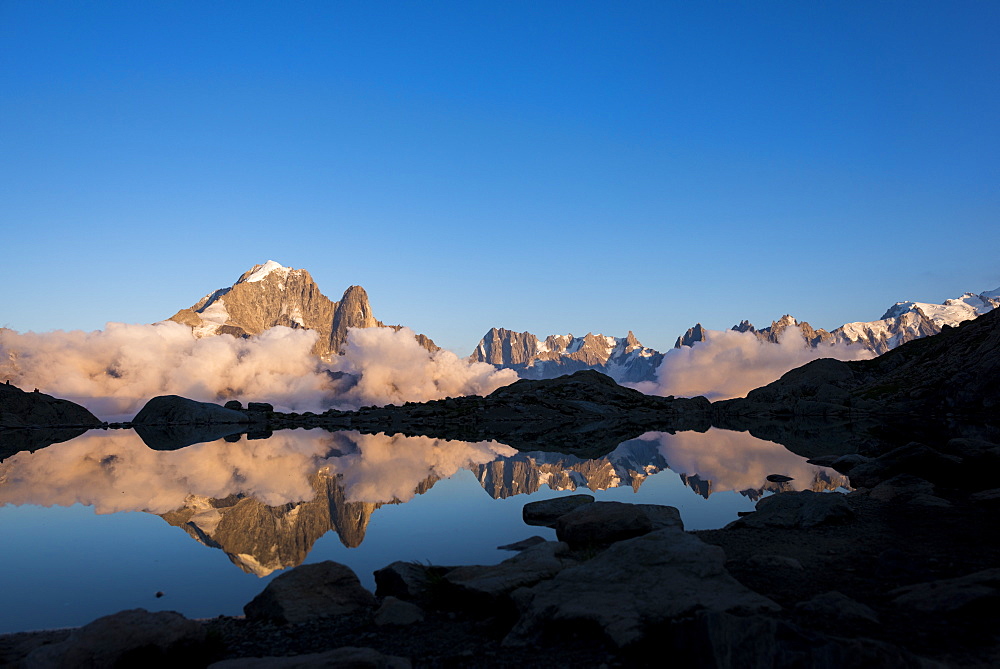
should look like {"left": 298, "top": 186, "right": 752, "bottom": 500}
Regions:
{"left": 674, "top": 323, "right": 707, "bottom": 349}
{"left": 330, "top": 286, "right": 381, "bottom": 354}
{"left": 167, "top": 262, "right": 436, "bottom": 359}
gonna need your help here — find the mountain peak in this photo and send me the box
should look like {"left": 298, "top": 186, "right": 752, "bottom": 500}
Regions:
{"left": 239, "top": 260, "right": 293, "bottom": 285}
{"left": 167, "top": 263, "right": 436, "bottom": 359}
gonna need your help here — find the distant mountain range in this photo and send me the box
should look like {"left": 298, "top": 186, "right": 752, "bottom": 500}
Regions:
{"left": 470, "top": 329, "right": 663, "bottom": 383}
{"left": 473, "top": 286, "right": 1000, "bottom": 383}
{"left": 166, "top": 260, "right": 437, "bottom": 359}
{"left": 677, "top": 288, "right": 1000, "bottom": 355}
{"left": 164, "top": 261, "right": 998, "bottom": 385}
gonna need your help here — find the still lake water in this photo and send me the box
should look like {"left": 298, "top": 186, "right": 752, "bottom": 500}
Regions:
{"left": 0, "top": 427, "right": 846, "bottom": 633}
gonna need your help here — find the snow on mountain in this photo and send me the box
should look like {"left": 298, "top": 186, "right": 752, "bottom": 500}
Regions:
{"left": 675, "top": 286, "right": 1000, "bottom": 356}
{"left": 242, "top": 259, "right": 292, "bottom": 284}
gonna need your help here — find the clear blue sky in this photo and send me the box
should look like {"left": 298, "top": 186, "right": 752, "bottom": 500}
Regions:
{"left": 2, "top": 1, "right": 998, "bottom": 353}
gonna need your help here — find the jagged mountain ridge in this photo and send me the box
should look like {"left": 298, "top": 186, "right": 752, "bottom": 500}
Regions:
{"left": 675, "top": 286, "right": 1000, "bottom": 355}
{"left": 167, "top": 260, "right": 438, "bottom": 359}
{"left": 470, "top": 328, "right": 663, "bottom": 383}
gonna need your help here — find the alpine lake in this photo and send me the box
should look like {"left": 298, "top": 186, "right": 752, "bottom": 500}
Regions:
{"left": 0, "top": 426, "right": 849, "bottom": 634}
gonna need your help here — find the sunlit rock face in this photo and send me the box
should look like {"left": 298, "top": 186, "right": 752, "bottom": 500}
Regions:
{"left": 167, "top": 261, "right": 438, "bottom": 359}
{"left": 470, "top": 328, "right": 663, "bottom": 383}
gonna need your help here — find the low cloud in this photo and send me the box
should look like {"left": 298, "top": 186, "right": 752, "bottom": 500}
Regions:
{"left": 631, "top": 328, "right": 873, "bottom": 401}
{"left": 0, "top": 323, "right": 517, "bottom": 420}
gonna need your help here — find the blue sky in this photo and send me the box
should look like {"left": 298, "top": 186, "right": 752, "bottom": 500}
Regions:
{"left": 2, "top": 1, "right": 998, "bottom": 353}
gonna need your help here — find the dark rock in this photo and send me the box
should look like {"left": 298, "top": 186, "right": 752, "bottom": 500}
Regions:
{"left": 0, "top": 383, "right": 101, "bottom": 428}
{"left": 498, "top": 536, "right": 547, "bottom": 551}
{"left": 867, "top": 474, "right": 936, "bottom": 502}
{"left": 795, "top": 590, "right": 880, "bottom": 624}
{"left": 443, "top": 541, "right": 572, "bottom": 612}
{"left": 729, "top": 491, "right": 853, "bottom": 529}
{"left": 670, "top": 611, "right": 941, "bottom": 669}
{"left": 766, "top": 474, "right": 794, "bottom": 483}
{"left": 745, "top": 554, "right": 804, "bottom": 570}
{"left": 223, "top": 400, "right": 243, "bottom": 410}
{"left": 890, "top": 568, "right": 1000, "bottom": 613}
{"left": 505, "top": 527, "right": 779, "bottom": 647}
{"left": 244, "top": 561, "right": 377, "bottom": 624}
{"left": 374, "top": 597, "right": 425, "bottom": 627}
{"left": 374, "top": 561, "right": 452, "bottom": 603}
{"left": 132, "top": 395, "right": 249, "bottom": 425}
{"left": 208, "top": 647, "right": 411, "bottom": 668}
{"left": 23, "top": 608, "right": 207, "bottom": 668}
{"left": 247, "top": 402, "right": 274, "bottom": 412}
{"left": 970, "top": 488, "right": 1000, "bottom": 504}
{"left": 554, "top": 501, "right": 683, "bottom": 547}
{"left": 522, "top": 494, "right": 595, "bottom": 527}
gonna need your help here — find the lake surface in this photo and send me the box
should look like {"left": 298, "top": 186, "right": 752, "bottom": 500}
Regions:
{"left": 0, "top": 427, "right": 847, "bottom": 633}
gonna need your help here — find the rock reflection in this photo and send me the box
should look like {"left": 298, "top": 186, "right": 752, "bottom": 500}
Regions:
{"left": 0, "top": 427, "right": 846, "bottom": 576}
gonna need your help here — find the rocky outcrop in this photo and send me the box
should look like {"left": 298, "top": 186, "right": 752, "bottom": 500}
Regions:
{"left": 470, "top": 328, "right": 663, "bottom": 383}
{"left": 673, "top": 322, "right": 707, "bottom": 348}
{"left": 553, "top": 501, "right": 684, "bottom": 547}
{"left": 505, "top": 527, "right": 780, "bottom": 647}
{"left": 167, "top": 261, "right": 437, "bottom": 359}
{"left": 243, "top": 561, "right": 377, "bottom": 624}
{"left": 132, "top": 395, "right": 249, "bottom": 425}
{"left": 727, "top": 490, "right": 854, "bottom": 529}
{"left": 0, "top": 382, "right": 101, "bottom": 429}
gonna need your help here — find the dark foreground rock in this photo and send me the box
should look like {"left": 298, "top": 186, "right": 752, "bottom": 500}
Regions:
{"left": 244, "top": 561, "right": 377, "bottom": 624}
{"left": 21, "top": 609, "right": 209, "bottom": 668}
{"left": 132, "top": 395, "right": 250, "bottom": 425}
{"left": 0, "top": 382, "right": 102, "bottom": 429}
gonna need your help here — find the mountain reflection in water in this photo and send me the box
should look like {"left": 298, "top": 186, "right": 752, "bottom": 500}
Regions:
{"left": 0, "top": 428, "right": 846, "bottom": 579}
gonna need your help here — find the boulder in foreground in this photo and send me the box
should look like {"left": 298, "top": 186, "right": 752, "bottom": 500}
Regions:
{"left": 244, "top": 561, "right": 377, "bottom": 624}
{"left": 505, "top": 527, "right": 780, "bottom": 647}
{"left": 23, "top": 608, "right": 207, "bottom": 668}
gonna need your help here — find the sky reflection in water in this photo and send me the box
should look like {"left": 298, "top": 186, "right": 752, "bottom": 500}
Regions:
{"left": 0, "top": 428, "right": 846, "bottom": 633}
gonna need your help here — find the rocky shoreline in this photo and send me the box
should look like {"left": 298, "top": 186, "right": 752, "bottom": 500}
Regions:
{"left": 3, "top": 447, "right": 999, "bottom": 667}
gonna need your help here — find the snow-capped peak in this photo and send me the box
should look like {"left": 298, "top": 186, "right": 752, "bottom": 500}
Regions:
{"left": 243, "top": 260, "right": 291, "bottom": 283}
